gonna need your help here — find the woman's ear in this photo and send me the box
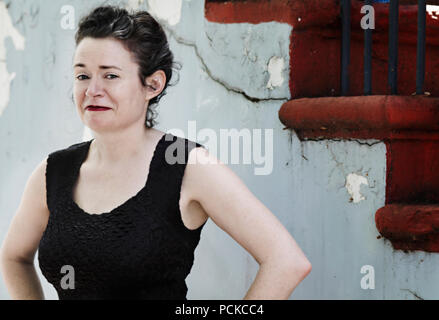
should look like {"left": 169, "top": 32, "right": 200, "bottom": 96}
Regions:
{"left": 145, "top": 70, "right": 166, "bottom": 101}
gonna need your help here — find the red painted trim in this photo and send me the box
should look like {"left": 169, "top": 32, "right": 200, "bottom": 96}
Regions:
{"left": 278, "top": 95, "right": 439, "bottom": 140}
{"left": 376, "top": 204, "right": 439, "bottom": 252}
{"left": 386, "top": 140, "right": 439, "bottom": 204}
{"left": 288, "top": 130, "right": 439, "bottom": 141}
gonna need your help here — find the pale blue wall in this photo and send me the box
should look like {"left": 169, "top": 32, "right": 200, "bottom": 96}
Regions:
{"left": 1, "top": 0, "right": 437, "bottom": 300}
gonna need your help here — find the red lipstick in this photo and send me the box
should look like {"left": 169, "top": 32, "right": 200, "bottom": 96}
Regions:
{"left": 86, "top": 106, "right": 111, "bottom": 111}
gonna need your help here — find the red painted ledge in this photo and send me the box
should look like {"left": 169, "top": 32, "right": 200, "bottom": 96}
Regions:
{"left": 376, "top": 204, "right": 439, "bottom": 252}
{"left": 278, "top": 95, "right": 439, "bottom": 140}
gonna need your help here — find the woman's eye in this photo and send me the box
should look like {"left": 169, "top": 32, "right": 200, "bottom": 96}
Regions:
{"left": 106, "top": 74, "right": 118, "bottom": 79}
{"left": 76, "top": 75, "right": 88, "bottom": 80}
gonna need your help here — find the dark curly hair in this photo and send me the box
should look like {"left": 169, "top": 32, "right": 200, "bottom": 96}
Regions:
{"left": 75, "top": 5, "right": 180, "bottom": 128}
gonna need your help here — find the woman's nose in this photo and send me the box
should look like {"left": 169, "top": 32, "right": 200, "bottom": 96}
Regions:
{"left": 85, "top": 78, "right": 104, "bottom": 97}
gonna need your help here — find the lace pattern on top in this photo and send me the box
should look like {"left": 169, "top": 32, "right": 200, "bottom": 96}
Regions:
{"left": 38, "top": 133, "right": 206, "bottom": 300}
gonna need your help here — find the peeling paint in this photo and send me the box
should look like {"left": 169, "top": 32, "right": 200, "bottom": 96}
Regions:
{"left": 242, "top": 27, "right": 258, "bottom": 64}
{"left": 162, "top": 24, "right": 289, "bottom": 103}
{"left": 427, "top": 5, "right": 439, "bottom": 20}
{"left": 0, "top": 1, "right": 26, "bottom": 117}
{"left": 147, "top": 0, "right": 182, "bottom": 26}
{"left": 345, "top": 173, "right": 369, "bottom": 203}
{"left": 266, "top": 56, "right": 284, "bottom": 90}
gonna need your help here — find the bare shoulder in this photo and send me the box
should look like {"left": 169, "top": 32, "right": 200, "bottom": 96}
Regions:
{"left": 19, "top": 156, "right": 49, "bottom": 215}
{"left": 0, "top": 157, "right": 50, "bottom": 263}
{"left": 183, "top": 146, "right": 249, "bottom": 207}
{"left": 179, "top": 146, "right": 213, "bottom": 196}
{"left": 187, "top": 145, "right": 239, "bottom": 176}
{"left": 28, "top": 157, "right": 49, "bottom": 209}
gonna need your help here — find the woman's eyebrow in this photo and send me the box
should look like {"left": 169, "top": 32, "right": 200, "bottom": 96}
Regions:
{"left": 73, "top": 63, "right": 122, "bottom": 70}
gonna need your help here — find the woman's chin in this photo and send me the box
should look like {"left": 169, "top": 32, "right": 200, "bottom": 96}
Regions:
{"left": 84, "top": 120, "right": 116, "bottom": 133}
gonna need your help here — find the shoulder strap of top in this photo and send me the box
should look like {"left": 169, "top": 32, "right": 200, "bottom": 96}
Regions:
{"left": 45, "top": 141, "right": 91, "bottom": 213}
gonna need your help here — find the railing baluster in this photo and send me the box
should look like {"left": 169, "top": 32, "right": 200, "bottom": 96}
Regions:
{"left": 364, "top": 0, "right": 373, "bottom": 95}
{"left": 388, "top": 0, "right": 399, "bottom": 95}
{"left": 341, "top": 0, "right": 426, "bottom": 97}
{"left": 341, "top": 0, "right": 351, "bottom": 96}
{"left": 416, "top": 0, "right": 426, "bottom": 95}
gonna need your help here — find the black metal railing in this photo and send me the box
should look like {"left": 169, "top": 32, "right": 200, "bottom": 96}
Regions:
{"left": 340, "top": 0, "right": 427, "bottom": 96}
{"left": 341, "top": 0, "right": 351, "bottom": 95}
{"left": 364, "top": 0, "right": 373, "bottom": 95}
{"left": 416, "top": 0, "right": 426, "bottom": 94}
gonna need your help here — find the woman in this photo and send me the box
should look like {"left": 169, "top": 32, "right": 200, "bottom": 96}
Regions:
{"left": 0, "top": 5, "right": 311, "bottom": 300}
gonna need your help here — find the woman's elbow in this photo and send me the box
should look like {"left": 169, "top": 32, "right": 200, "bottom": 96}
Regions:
{"left": 301, "top": 258, "right": 312, "bottom": 278}
{"left": 288, "top": 256, "right": 312, "bottom": 280}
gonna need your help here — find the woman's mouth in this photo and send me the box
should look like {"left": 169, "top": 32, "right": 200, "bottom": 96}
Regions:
{"left": 86, "top": 106, "right": 111, "bottom": 111}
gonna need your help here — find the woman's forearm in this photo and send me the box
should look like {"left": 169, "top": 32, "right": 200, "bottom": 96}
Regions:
{"left": 243, "top": 259, "right": 311, "bottom": 300}
{"left": 0, "top": 258, "right": 45, "bottom": 300}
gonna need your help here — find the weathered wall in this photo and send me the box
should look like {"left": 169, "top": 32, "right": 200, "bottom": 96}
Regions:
{"left": 0, "top": 0, "right": 437, "bottom": 300}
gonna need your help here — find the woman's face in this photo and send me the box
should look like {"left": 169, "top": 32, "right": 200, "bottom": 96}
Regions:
{"left": 73, "top": 37, "right": 148, "bottom": 133}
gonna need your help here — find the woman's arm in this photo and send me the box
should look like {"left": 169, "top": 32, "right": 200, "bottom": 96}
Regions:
{"left": 183, "top": 147, "right": 312, "bottom": 300}
{"left": 0, "top": 157, "right": 49, "bottom": 299}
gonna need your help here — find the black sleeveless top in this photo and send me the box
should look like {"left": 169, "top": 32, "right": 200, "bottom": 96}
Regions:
{"left": 38, "top": 133, "right": 207, "bottom": 300}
